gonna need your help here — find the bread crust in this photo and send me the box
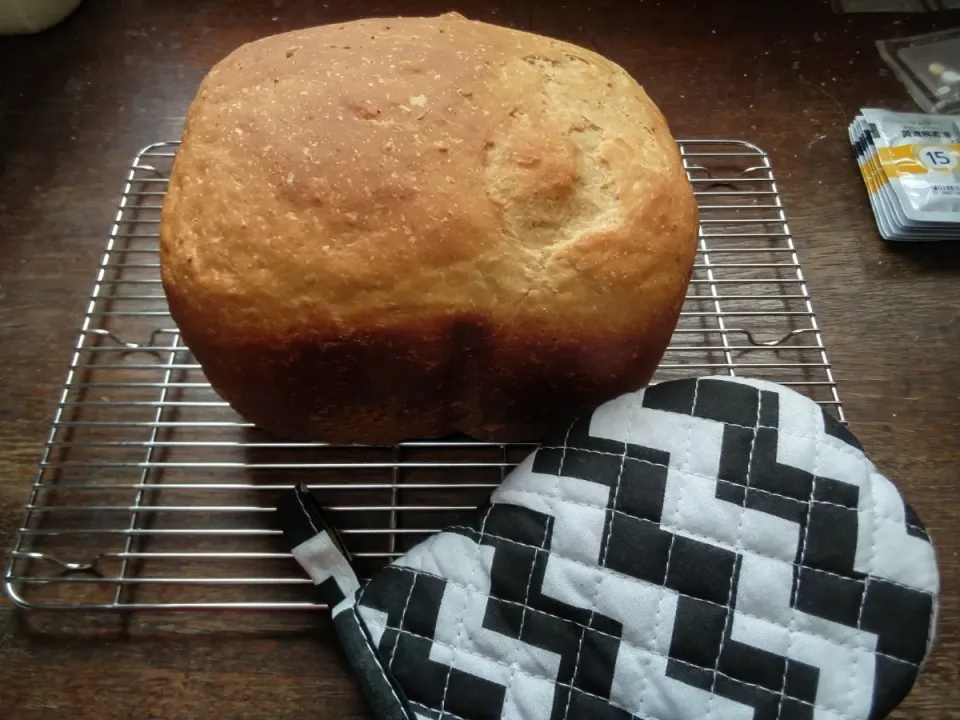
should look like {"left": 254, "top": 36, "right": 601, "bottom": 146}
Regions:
{"left": 160, "top": 12, "right": 699, "bottom": 443}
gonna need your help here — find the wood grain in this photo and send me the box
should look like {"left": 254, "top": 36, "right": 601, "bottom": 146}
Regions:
{"left": 1, "top": 1, "right": 958, "bottom": 718}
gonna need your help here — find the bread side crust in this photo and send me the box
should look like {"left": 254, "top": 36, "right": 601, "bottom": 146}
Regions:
{"left": 160, "top": 12, "right": 698, "bottom": 442}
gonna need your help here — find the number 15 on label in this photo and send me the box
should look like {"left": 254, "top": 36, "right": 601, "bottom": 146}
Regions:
{"left": 919, "top": 148, "right": 958, "bottom": 170}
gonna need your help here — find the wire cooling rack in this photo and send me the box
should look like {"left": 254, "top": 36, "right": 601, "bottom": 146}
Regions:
{"left": 4, "top": 139, "right": 843, "bottom": 611}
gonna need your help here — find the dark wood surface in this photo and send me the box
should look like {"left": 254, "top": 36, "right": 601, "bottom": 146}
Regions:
{"left": 1, "top": 1, "right": 959, "bottom": 718}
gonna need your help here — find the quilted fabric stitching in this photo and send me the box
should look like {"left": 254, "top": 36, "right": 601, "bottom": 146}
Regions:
{"left": 849, "top": 442, "right": 881, "bottom": 718}
{"left": 427, "top": 531, "right": 920, "bottom": 668}
{"left": 410, "top": 699, "right": 470, "bottom": 720}
{"left": 352, "top": 378, "right": 935, "bottom": 720}
{"left": 352, "top": 606, "right": 408, "bottom": 715}
{"left": 502, "top": 466, "right": 556, "bottom": 719}
{"left": 299, "top": 487, "right": 406, "bottom": 717}
{"left": 776, "top": 397, "right": 823, "bottom": 720}
{"left": 611, "top": 410, "right": 868, "bottom": 467}
{"left": 543, "top": 386, "right": 869, "bottom": 465}
{"left": 363, "top": 617, "right": 855, "bottom": 719}
{"left": 706, "top": 379, "right": 761, "bottom": 720}
{"left": 389, "top": 575, "right": 419, "bottom": 669}
{"left": 642, "top": 531, "right": 673, "bottom": 716}
{"left": 438, "top": 505, "right": 490, "bottom": 717}
{"left": 536, "top": 444, "right": 928, "bottom": 536}
{"left": 850, "top": 576, "right": 872, "bottom": 717}
{"left": 641, "top": 377, "right": 694, "bottom": 714}
{"left": 559, "top": 419, "right": 588, "bottom": 720}
{"left": 479, "top": 488, "right": 935, "bottom": 599}
{"left": 294, "top": 489, "right": 321, "bottom": 535}
{"left": 563, "top": 394, "right": 637, "bottom": 720}
{"left": 634, "top": 377, "right": 697, "bottom": 718}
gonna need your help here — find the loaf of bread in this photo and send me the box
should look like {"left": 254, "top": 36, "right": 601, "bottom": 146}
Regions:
{"left": 159, "top": 12, "right": 699, "bottom": 444}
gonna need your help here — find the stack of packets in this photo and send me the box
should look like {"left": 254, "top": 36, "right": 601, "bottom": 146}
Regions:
{"left": 849, "top": 108, "right": 960, "bottom": 240}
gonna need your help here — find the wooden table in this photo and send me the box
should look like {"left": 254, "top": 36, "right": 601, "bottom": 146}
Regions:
{"left": 1, "top": 1, "right": 957, "bottom": 718}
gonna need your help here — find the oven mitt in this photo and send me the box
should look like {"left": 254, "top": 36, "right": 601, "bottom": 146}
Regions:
{"left": 276, "top": 376, "right": 939, "bottom": 720}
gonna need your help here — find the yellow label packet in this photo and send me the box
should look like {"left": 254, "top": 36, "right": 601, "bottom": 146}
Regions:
{"left": 861, "top": 108, "right": 960, "bottom": 223}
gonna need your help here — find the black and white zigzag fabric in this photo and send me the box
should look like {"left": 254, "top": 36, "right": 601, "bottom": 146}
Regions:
{"left": 277, "top": 376, "right": 939, "bottom": 720}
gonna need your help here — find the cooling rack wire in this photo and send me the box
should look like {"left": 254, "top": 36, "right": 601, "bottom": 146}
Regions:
{"left": 4, "top": 139, "right": 843, "bottom": 612}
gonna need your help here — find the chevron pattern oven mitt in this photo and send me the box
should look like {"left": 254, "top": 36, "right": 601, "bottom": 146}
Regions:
{"left": 276, "top": 376, "right": 939, "bottom": 720}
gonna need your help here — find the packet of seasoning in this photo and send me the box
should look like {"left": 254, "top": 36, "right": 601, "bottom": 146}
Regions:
{"left": 850, "top": 114, "right": 954, "bottom": 237}
{"left": 848, "top": 120, "right": 902, "bottom": 239}
{"left": 849, "top": 107, "right": 960, "bottom": 240}
{"left": 877, "top": 28, "right": 960, "bottom": 114}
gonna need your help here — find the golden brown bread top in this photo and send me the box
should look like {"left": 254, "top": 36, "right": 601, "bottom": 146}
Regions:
{"left": 160, "top": 12, "right": 698, "bottom": 348}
